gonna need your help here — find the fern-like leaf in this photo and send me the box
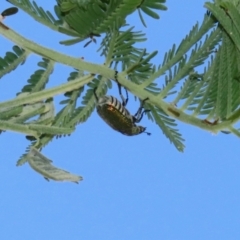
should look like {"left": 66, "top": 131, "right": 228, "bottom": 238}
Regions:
{"left": 19, "top": 58, "right": 54, "bottom": 94}
{"left": 59, "top": 0, "right": 145, "bottom": 45}
{"left": 0, "top": 45, "right": 27, "bottom": 79}
{"left": 147, "top": 104, "right": 185, "bottom": 152}
{"left": 8, "top": 0, "right": 62, "bottom": 31}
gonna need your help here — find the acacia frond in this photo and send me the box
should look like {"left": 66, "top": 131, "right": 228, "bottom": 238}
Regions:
{"left": 146, "top": 103, "right": 185, "bottom": 152}
{"left": 158, "top": 20, "right": 221, "bottom": 99}
{"left": 20, "top": 70, "right": 86, "bottom": 152}
{"left": 17, "top": 144, "right": 32, "bottom": 166}
{"left": 0, "top": 45, "right": 27, "bottom": 79}
{"left": 205, "top": 1, "right": 240, "bottom": 52}
{"left": 8, "top": 0, "right": 62, "bottom": 31}
{"left": 20, "top": 58, "right": 54, "bottom": 94}
{"left": 58, "top": 0, "right": 165, "bottom": 45}
{"left": 27, "top": 147, "right": 82, "bottom": 183}
{"left": 138, "top": 0, "right": 167, "bottom": 26}
{"left": 99, "top": 27, "right": 147, "bottom": 61}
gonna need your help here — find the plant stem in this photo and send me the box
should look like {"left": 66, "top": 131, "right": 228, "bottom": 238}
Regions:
{"left": 0, "top": 74, "right": 93, "bottom": 109}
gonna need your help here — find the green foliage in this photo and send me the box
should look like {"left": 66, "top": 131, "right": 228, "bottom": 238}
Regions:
{"left": 26, "top": 147, "right": 83, "bottom": 183}
{"left": 20, "top": 58, "right": 54, "bottom": 93}
{"left": 8, "top": 0, "right": 62, "bottom": 31}
{"left": 1, "top": 0, "right": 240, "bottom": 166}
{"left": 0, "top": 45, "right": 27, "bottom": 79}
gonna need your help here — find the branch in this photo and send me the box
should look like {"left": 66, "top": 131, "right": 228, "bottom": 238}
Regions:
{"left": 0, "top": 23, "right": 116, "bottom": 78}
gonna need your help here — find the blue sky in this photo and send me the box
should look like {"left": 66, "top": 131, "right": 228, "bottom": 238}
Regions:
{"left": 1, "top": 1, "right": 240, "bottom": 239}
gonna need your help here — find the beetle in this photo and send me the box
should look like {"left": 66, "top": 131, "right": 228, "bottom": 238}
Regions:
{"left": 93, "top": 82, "right": 151, "bottom": 136}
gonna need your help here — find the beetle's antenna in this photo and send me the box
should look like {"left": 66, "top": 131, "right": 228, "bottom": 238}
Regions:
{"left": 144, "top": 131, "right": 151, "bottom": 136}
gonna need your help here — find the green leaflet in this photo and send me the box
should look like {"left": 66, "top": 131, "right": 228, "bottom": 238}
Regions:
{"left": 20, "top": 58, "right": 54, "bottom": 94}
{"left": 26, "top": 147, "right": 83, "bottom": 183}
{"left": 8, "top": 0, "right": 62, "bottom": 32}
{"left": 0, "top": 46, "right": 27, "bottom": 79}
{"left": 147, "top": 104, "right": 185, "bottom": 152}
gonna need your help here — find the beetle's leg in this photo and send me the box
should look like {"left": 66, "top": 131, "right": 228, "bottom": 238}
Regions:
{"left": 93, "top": 88, "right": 98, "bottom": 101}
{"left": 115, "top": 71, "right": 128, "bottom": 106}
{"left": 120, "top": 86, "right": 128, "bottom": 107}
{"left": 134, "top": 109, "right": 150, "bottom": 123}
{"left": 133, "top": 98, "right": 149, "bottom": 123}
